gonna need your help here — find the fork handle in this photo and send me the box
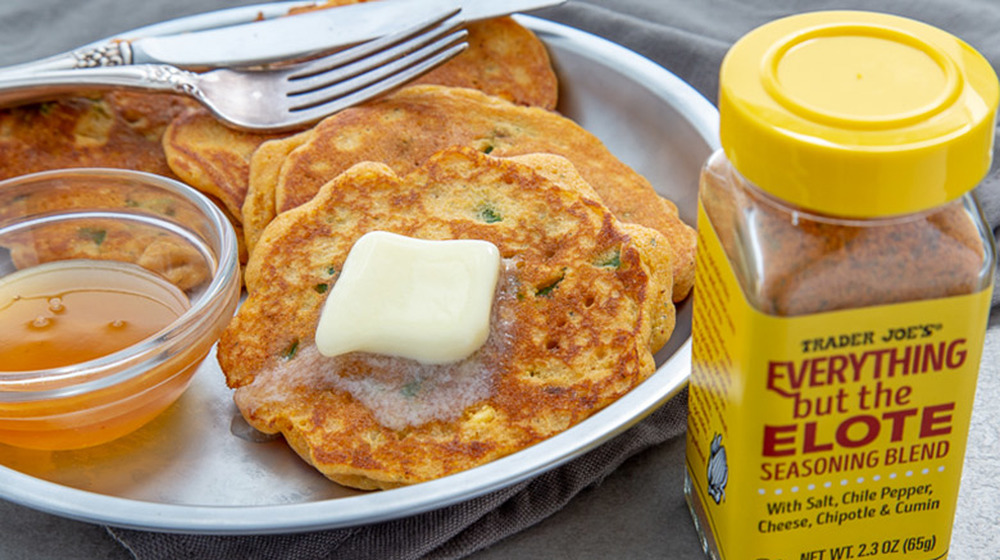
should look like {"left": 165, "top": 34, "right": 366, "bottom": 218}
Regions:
{"left": 0, "top": 64, "right": 202, "bottom": 107}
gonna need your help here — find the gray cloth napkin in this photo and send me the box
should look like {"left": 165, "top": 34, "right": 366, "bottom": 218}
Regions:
{"left": 107, "top": 0, "right": 1000, "bottom": 558}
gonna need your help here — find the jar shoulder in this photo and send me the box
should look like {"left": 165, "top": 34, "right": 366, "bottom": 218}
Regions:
{"left": 698, "top": 152, "right": 996, "bottom": 316}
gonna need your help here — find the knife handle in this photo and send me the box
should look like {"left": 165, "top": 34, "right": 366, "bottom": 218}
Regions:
{"left": 0, "top": 41, "right": 135, "bottom": 80}
{"left": 0, "top": 64, "right": 198, "bottom": 108}
{"left": 67, "top": 42, "right": 135, "bottom": 68}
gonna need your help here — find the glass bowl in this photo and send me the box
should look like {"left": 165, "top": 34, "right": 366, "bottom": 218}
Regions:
{"left": 0, "top": 168, "right": 240, "bottom": 450}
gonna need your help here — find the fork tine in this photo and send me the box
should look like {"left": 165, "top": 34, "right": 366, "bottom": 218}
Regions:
{"left": 286, "top": 29, "right": 468, "bottom": 110}
{"left": 285, "top": 7, "right": 463, "bottom": 84}
{"left": 192, "top": 6, "right": 470, "bottom": 132}
{"left": 285, "top": 17, "right": 465, "bottom": 96}
{"left": 285, "top": 40, "right": 468, "bottom": 127}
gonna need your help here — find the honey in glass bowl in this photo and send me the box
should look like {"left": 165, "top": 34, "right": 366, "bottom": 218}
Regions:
{"left": 0, "top": 259, "right": 191, "bottom": 370}
{"left": 0, "top": 168, "right": 240, "bottom": 450}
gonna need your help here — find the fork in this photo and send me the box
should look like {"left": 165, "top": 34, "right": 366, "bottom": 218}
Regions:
{"left": 0, "top": 10, "right": 468, "bottom": 132}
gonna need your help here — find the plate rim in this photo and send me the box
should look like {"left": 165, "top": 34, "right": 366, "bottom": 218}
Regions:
{"left": 0, "top": 9, "right": 717, "bottom": 534}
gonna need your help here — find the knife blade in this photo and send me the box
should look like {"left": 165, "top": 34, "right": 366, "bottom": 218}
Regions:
{"left": 6, "top": 0, "right": 564, "bottom": 75}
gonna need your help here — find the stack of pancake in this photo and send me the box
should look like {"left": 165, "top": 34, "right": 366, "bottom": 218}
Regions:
{"left": 0, "top": 2, "right": 696, "bottom": 489}
{"left": 240, "top": 84, "right": 696, "bottom": 301}
{"left": 221, "top": 146, "right": 677, "bottom": 489}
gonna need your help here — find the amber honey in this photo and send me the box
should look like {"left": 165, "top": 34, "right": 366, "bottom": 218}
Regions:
{"left": 0, "top": 259, "right": 190, "bottom": 370}
{"left": 0, "top": 259, "right": 196, "bottom": 450}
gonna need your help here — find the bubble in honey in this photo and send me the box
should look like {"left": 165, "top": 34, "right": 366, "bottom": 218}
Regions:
{"left": 47, "top": 297, "right": 65, "bottom": 313}
{"left": 30, "top": 315, "right": 52, "bottom": 329}
{"left": 108, "top": 319, "right": 127, "bottom": 329}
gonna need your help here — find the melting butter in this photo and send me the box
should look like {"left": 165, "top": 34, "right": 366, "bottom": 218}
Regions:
{"left": 315, "top": 231, "right": 501, "bottom": 364}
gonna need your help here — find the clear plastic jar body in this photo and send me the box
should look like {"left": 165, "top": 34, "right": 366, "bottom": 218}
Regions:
{"left": 698, "top": 149, "right": 996, "bottom": 317}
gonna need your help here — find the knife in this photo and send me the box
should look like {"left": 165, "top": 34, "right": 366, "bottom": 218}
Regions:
{"left": 1, "top": 0, "right": 564, "bottom": 75}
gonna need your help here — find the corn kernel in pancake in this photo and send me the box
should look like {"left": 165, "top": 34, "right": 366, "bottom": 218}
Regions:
{"left": 219, "top": 147, "right": 675, "bottom": 489}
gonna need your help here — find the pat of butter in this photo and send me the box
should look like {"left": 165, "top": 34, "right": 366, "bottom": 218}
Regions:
{"left": 315, "top": 231, "right": 501, "bottom": 364}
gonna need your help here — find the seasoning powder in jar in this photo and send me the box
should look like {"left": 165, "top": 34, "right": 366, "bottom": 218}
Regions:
{"left": 684, "top": 11, "right": 997, "bottom": 560}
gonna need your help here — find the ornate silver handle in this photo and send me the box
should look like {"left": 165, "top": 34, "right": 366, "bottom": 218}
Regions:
{"left": 0, "top": 41, "right": 138, "bottom": 79}
{"left": 0, "top": 64, "right": 203, "bottom": 107}
{"left": 70, "top": 42, "right": 134, "bottom": 68}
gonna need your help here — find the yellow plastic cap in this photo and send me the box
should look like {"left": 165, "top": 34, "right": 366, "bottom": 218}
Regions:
{"left": 719, "top": 11, "right": 999, "bottom": 217}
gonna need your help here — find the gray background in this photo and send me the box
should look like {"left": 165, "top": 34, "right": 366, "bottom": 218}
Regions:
{"left": 1, "top": 1, "right": 997, "bottom": 558}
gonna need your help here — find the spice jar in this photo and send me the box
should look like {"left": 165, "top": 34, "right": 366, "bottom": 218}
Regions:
{"left": 684, "top": 11, "right": 997, "bottom": 560}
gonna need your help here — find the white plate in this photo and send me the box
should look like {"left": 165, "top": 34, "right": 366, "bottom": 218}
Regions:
{"left": 0, "top": 10, "right": 718, "bottom": 534}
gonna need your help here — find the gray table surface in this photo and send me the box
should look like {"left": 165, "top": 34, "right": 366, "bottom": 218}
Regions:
{"left": 1, "top": 1, "right": 997, "bottom": 559}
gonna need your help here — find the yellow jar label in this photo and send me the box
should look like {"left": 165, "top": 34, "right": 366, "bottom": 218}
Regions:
{"left": 686, "top": 201, "right": 992, "bottom": 559}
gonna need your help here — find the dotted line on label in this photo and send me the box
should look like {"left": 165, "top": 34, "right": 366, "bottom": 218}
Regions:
{"left": 758, "top": 465, "right": 945, "bottom": 495}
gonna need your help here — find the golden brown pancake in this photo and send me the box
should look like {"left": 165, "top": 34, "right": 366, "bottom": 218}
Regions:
{"left": 219, "top": 147, "right": 674, "bottom": 489}
{"left": 161, "top": 108, "right": 284, "bottom": 264}
{"left": 409, "top": 15, "right": 558, "bottom": 109}
{"left": 244, "top": 85, "right": 696, "bottom": 301}
{"left": 238, "top": 128, "right": 317, "bottom": 265}
{"left": 162, "top": 109, "right": 285, "bottom": 223}
{"left": 0, "top": 91, "right": 194, "bottom": 181}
